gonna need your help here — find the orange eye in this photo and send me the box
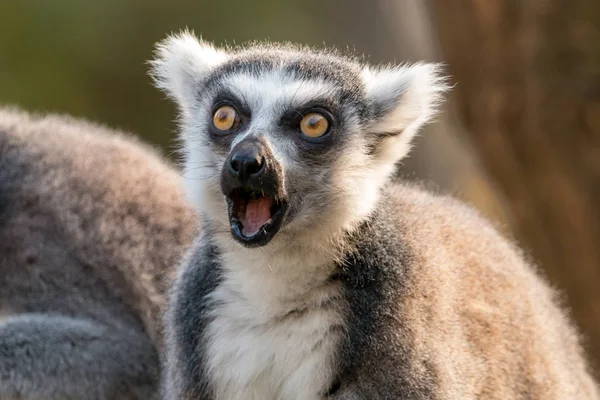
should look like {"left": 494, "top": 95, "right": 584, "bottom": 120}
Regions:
{"left": 212, "top": 106, "right": 239, "bottom": 131}
{"left": 299, "top": 113, "right": 329, "bottom": 138}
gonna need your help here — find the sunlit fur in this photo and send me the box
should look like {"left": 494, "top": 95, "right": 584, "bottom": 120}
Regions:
{"left": 152, "top": 31, "right": 599, "bottom": 400}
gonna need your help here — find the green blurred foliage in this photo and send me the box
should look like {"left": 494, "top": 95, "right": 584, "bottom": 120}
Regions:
{"left": 0, "top": 0, "right": 342, "bottom": 152}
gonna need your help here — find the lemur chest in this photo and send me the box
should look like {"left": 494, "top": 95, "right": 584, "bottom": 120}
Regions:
{"left": 204, "top": 273, "right": 345, "bottom": 400}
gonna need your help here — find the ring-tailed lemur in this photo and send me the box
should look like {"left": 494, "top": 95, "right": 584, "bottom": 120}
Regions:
{"left": 0, "top": 108, "right": 197, "bottom": 399}
{"left": 151, "top": 32, "right": 599, "bottom": 399}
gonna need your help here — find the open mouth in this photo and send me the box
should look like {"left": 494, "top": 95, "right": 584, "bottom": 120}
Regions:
{"left": 226, "top": 187, "right": 287, "bottom": 247}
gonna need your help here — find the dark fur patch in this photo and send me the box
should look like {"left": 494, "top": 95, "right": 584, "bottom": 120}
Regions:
{"left": 199, "top": 46, "right": 366, "bottom": 110}
{"left": 202, "top": 54, "right": 278, "bottom": 91}
{"left": 0, "top": 130, "right": 20, "bottom": 221}
{"left": 207, "top": 89, "right": 254, "bottom": 153}
{"left": 167, "top": 232, "right": 223, "bottom": 399}
{"left": 332, "top": 205, "right": 438, "bottom": 398}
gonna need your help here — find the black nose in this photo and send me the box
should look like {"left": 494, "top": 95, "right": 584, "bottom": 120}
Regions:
{"left": 228, "top": 150, "right": 265, "bottom": 183}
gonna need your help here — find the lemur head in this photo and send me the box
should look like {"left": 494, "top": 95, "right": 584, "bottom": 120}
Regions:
{"left": 151, "top": 31, "right": 447, "bottom": 249}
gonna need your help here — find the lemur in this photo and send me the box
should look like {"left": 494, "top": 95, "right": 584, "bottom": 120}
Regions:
{"left": 0, "top": 108, "right": 197, "bottom": 399}
{"left": 151, "top": 31, "right": 600, "bottom": 400}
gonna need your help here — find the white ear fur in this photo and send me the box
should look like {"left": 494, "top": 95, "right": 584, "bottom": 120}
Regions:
{"left": 361, "top": 62, "right": 449, "bottom": 163}
{"left": 149, "top": 30, "right": 228, "bottom": 109}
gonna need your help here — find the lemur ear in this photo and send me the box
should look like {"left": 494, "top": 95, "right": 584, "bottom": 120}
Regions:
{"left": 149, "top": 30, "right": 228, "bottom": 110}
{"left": 361, "top": 63, "right": 449, "bottom": 160}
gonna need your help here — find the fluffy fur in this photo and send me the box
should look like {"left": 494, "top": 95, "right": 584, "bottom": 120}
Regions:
{"left": 0, "top": 108, "right": 197, "bottom": 399}
{"left": 152, "top": 31, "right": 599, "bottom": 399}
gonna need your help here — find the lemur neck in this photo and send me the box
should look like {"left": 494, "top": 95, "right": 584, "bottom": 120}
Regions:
{"left": 208, "top": 223, "right": 349, "bottom": 310}
{"left": 216, "top": 231, "right": 339, "bottom": 273}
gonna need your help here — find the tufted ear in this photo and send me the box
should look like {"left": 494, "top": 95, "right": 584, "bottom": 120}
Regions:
{"left": 149, "top": 30, "right": 229, "bottom": 110}
{"left": 361, "top": 63, "right": 449, "bottom": 162}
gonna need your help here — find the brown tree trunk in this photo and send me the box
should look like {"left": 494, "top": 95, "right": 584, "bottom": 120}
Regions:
{"left": 430, "top": 0, "right": 600, "bottom": 368}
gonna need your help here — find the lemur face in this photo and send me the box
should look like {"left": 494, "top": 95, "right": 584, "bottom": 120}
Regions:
{"left": 190, "top": 54, "right": 371, "bottom": 247}
{"left": 151, "top": 32, "right": 447, "bottom": 248}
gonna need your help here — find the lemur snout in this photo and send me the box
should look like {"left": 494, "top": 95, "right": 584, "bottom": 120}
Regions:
{"left": 220, "top": 137, "right": 288, "bottom": 247}
{"left": 227, "top": 146, "right": 265, "bottom": 184}
{"left": 221, "top": 138, "right": 279, "bottom": 192}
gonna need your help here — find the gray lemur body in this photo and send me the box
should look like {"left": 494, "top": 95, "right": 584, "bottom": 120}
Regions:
{"left": 152, "top": 32, "right": 600, "bottom": 399}
{"left": 0, "top": 108, "right": 197, "bottom": 399}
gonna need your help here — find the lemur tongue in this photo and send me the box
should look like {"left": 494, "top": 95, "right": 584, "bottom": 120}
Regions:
{"left": 240, "top": 196, "right": 273, "bottom": 237}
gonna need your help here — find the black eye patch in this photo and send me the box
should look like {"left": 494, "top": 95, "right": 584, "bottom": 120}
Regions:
{"left": 207, "top": 90, "right": 253, "bottom": 149}
{"left": 278, "top": 99, "right": 338, "bottom": 130}
{"left": 209, "top": 90, "right": 252, "bottom": 119}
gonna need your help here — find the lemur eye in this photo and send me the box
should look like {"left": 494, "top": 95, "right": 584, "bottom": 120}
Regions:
{"left": 300, "top": 113, "right": 329, "bottom": 138}
{"left": 212, "top": 106, "right": 239, "bottom": 132}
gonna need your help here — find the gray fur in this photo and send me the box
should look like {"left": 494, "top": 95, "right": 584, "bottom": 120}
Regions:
{"left": 152, "top": 32, "right": 599, "bottom": 399}
{"left": 161, "top": 229, "right": 223, "bottom": 400}
{"left": 0, "top": 108, "right": 197, "bottom": 399}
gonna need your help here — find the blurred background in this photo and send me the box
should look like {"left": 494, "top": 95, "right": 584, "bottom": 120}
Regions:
{"left": 1, "top": 0, "right": 599, "bottom": 374}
